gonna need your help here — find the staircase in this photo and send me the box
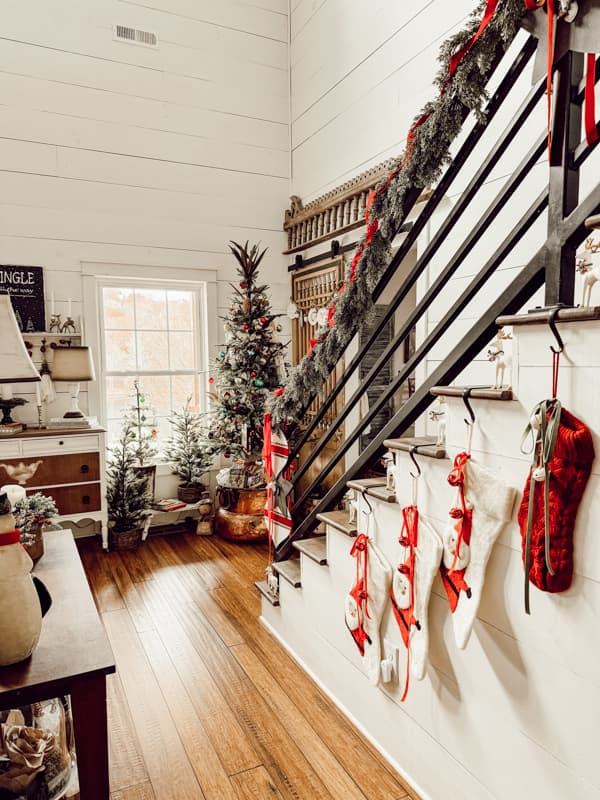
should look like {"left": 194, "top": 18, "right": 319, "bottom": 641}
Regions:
{"left": 257, "top": 30, "right": 600, "bottom": 800}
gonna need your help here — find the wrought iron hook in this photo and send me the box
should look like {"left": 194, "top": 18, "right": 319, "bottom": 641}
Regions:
{"left": 360, "top": 488, "right": 374, "bottom": 515}
{"left": 408, "top": 446, "right": 421, "bottom": 479}
{"left": 463, "top": 388, "right": 476, "bottom": 425}
{"left": 548, "top": 307, "right": 564, "bottom": 354}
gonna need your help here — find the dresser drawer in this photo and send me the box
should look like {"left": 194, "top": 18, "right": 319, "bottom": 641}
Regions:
{"left": 0, "top": 440, "right": 22, "bottom": 458}
{"left": 0, "top": 453, "right": 100, "bottom": 488}
{"left": 22, "top": 434, "right": 101, "bottom": 456}
{"left": 28, "top": 482, "right": 101, "bottom": 515}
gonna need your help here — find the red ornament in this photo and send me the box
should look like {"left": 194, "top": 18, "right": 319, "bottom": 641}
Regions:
{"left": 224, "top": 452, "right": 231, "bottom": 458}
{"left": 208, "top": 377, "right": 214, "bottom": 384}
{"left": 240, "top": 282, "right": 248, "bottom": 289}
{"left": 251, "top": 371, "right": 257, "bottom": 377}
{"left": 260, "top": 317, "right": 267, "bottom": 324}
{"left": 242, "top": 323, "right": 249, "bottom": 331}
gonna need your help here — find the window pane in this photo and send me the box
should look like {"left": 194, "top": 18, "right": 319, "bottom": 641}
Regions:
{"left": 106, "top": 375, "right": 136, "bottom": 419}
{"left": 167, "top": 291, "right": 194, "bottom": 331}
{"left": 137, "top": 331, "right": 169, "bottom": 370}
{"left": 105, "top": 331, "right": 136, "bottom": 371}
{"left": 136, "top": 375, "right": 171, "bottom": 417}
{"left": 171, "top": 374, "right": 200, "bottom": 413}
{"left": 103, "top": 287, "right": 134, "bottom": 330}
{"left": 135, "top": 289, "right": 167, "bottom": 330}
{"left": 169, "top": 332, "right": 195, "bottom": 370}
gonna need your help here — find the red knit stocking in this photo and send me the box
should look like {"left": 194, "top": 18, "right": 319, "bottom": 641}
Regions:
{"left": 518, "top": 403, "right": 594, "bottom": 612}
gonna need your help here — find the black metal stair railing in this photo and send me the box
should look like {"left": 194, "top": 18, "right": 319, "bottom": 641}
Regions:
{"left": 275, "top": 47, "right": 600, "bottom": 562}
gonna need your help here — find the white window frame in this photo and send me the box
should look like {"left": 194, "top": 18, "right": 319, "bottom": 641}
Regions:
{"left": 82, "top": 262, "right": 218, "bottom": 467}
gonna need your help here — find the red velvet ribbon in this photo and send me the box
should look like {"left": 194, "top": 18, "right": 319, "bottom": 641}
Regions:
{"left": 308, "top": 337, "right": 320, "bottom": 355}
{"left": 350, "top": 533, "right": 371, "bottom": 618}
{"left": 0, "top": 529, "right": 21, "bottom": 547}
{"left": 585, "top": 53, "right": 600, "bottom": 146}
{"left": 262, "top": 413, "right": 274, "bottom": 560}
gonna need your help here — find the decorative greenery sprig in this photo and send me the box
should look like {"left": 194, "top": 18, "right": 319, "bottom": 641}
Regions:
{"left": 14, "top": 493, "right": 58, "bottom": 547}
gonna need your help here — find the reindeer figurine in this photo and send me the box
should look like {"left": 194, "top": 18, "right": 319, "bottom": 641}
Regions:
{"left": 577, "top": 237, "right": 600, "bottom": 308}
{"left": 428, "top": 396, "right": 447, "bottom": 447}
{"left": 381, "top": 452, "right": 396, "bottom": 493}
{"left": 487, "top": 329, "right": 513, "bottom": 390}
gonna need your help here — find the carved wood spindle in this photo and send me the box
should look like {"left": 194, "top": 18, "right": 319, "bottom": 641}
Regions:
{"left": 318, "top": 212, "right": 324, "bottom": 238}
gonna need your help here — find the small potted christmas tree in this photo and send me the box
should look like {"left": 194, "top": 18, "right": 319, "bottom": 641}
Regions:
{"left": 126, "top": 380, "right": 158, "bottom": 500}
{"left": 13, "top": 493, "right": 58, "bottom": 562}
{"left": 106, "top": 419, "right": 152, "bottom": 550}
{"left": 165, "top": 399, "right": 213, "bottom": 503}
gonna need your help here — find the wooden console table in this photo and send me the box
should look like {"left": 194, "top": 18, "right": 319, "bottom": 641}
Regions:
{"left": 0, "top": 530, "right": 115, "bottom": 800}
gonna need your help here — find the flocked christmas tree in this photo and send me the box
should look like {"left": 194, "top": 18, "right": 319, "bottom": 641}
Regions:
{"left": 206, "top": 241, "right": 287, "bottom": 461}
{"left": 106, "top": 419, "right": 152, "bottom": 533}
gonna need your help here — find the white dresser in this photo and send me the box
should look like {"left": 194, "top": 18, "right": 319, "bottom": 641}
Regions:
{"left": 0, "top": 427, "right": 107, "bottom": 547}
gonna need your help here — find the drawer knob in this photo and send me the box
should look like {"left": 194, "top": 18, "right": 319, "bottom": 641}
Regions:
{"left": 59, "top": 441, "right": 64, "bottom": 446}
{"left": 82, "top": 495, "right": 90, "bottom": 504}
{"left": 81, "top": 464, "right": 89, "bottom": 473}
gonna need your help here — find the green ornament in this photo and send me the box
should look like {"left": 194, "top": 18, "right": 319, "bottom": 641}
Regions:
{"left": 254, "top": 379, "right": 265, "bottom": 387}
{"left": 220, "top": 351, "right": 225, "bottom": 358}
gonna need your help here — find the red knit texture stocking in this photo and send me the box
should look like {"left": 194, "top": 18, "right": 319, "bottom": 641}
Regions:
{"left": 518, "top": 407, "right": 594, "bottom": 593}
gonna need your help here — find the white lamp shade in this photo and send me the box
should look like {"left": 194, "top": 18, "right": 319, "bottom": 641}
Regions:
{"left": 0, "top": 295, "right": 41, "bottom": 384}
{"left": 51, "top": 346, "right": 96, "bottom": 382}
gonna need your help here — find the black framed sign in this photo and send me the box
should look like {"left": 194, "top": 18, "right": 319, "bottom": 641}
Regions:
{"left": 0, "top": 265, "right": 46, "bottom": 332}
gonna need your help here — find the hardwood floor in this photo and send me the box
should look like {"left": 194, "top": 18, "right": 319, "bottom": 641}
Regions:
{"left": 77, "top": 532, "right": 417, "bottom": 800}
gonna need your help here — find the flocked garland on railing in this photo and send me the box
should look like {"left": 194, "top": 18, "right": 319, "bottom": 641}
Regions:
{"left": 270, "top": 0, "right": 529, "bottom": 428}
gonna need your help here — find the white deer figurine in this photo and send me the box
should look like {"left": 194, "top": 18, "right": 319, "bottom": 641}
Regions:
{"left": 487, "top": 329, "right": 513, "bottom": 390}
{"left": 428, "top": 397, "right": 447, "bottom": 447}
{"left": 381, "top": 452, "right": 395, "bottom": 492}
{"left": 577, "top": 237, "right": 600, "bottom": 308}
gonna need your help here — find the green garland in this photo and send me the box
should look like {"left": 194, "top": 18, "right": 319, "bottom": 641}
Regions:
{"left": 271, "top": 0, "right": 528, "bottom": 427}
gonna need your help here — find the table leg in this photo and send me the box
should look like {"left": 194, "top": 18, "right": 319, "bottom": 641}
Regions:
{"left": 71, "top": 674, "right": 110, "bottom": 800}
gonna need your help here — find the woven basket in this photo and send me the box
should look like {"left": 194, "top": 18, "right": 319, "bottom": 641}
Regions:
{"left": 177, "top": 484, "right": 204, "bottom": 504}
{"left": 108, "top": 526, "right": 143, "bottom": 551}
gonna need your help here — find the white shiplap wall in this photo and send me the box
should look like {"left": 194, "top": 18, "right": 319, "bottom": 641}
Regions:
{"left": 289, "top": 3, "right": 600, "bottom": 800}
{"left": 1, "top": 0, "right": 291, "bottom": 425}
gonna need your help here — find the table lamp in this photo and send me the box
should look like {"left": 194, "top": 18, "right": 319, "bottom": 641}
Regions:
{"left": 0, "top": 295, "right": 41, "bottom": 425}
{"left": 51, "top": 346, "right": 96, "bottom": 419}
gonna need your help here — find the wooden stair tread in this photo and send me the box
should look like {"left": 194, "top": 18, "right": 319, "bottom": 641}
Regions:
{"left": 497, "top": 306, "right": 600, "bottom": 327}
{"left": 316, "top": 510, "right": 357, "bottom": 537}
{"left": 585, "top": 213, "right": 600, "bottom": 229}
{"left": 347, "top": 477, "right": 386, "bottom": 491}
{"left": 293, "top": 536, "right": 328, "bottom": 564}
{"left": 367, "top": 485, "right": 397, "bottom": 503}
{"left": 431, "top": 385, "right": 513, "bottom": 401}
{"left": 272, "top": 559, "right": 302, "bottom": 588}
{"left": 255, "top": 580, "right": 279, "bottom": 606}
{"left": 347, "top": 478, "right": 396, "bottom": 504}
{"left": 384, "top": 435, "right": 447, "bottom": 460}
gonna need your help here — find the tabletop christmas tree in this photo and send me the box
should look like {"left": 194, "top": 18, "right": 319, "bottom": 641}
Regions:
{"left": 206, "top": 241, "right": 286, "bottom": 467}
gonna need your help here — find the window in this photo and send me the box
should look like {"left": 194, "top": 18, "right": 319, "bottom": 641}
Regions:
{"left": 100, "top": 283, "right": 205, "bottom": 452}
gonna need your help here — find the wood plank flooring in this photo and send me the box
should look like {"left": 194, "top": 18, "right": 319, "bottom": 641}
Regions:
{"left": 77, "top": 532, "right": 417, "bottom": 800}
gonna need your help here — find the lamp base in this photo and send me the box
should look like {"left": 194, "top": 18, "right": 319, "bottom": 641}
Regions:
{"left": 0, "top": 398, "right": 27, "bottom": 425}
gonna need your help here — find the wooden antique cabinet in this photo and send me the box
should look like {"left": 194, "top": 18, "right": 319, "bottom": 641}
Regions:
{"left": 0, "top": 427, "right": 107, "bottom": 547}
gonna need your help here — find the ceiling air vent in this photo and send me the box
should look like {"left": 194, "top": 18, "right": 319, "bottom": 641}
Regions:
{"left": 113, "top": 25, "right": 159, "bottom": 48}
